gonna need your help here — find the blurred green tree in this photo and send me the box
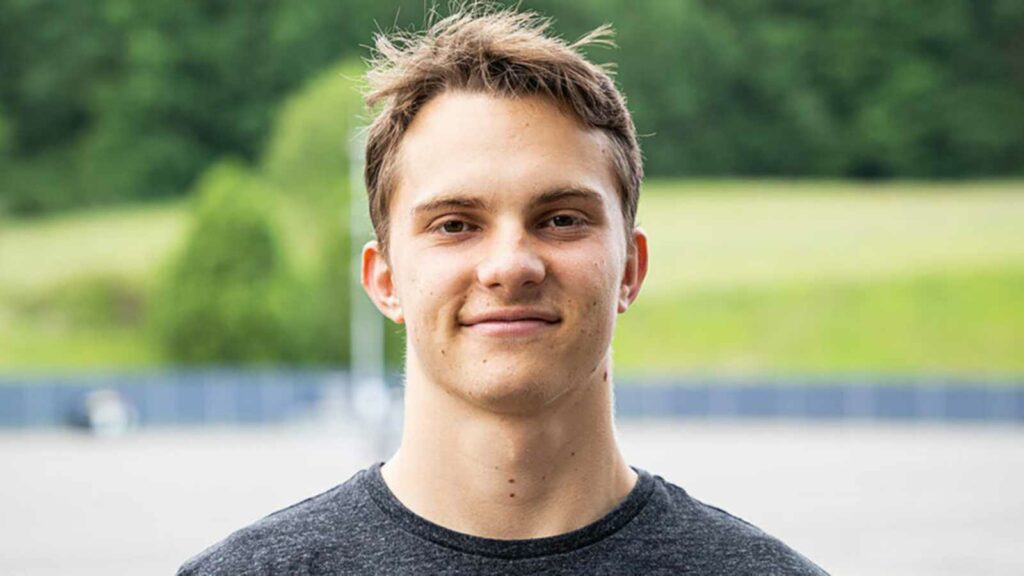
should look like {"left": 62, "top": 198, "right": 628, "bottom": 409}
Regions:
{"left": 261, "top": 59, "right": 366, "bottom": 366}
{"left": 524, "top": 0, "right": 1024, "bottom": 178}
{"left": 152, "top": 159, "right": 303, "bottom": 363}
{"left": 0, "top": 0, "right": 427, "bottom": 213}
{"left": 2, "top": 0, "right": 1022, "bottom": 217}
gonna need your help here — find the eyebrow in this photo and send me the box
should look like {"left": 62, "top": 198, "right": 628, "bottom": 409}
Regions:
{"left": 411, "top": 186, "right": 605, "bottom": 217}
{"left": 411, "top": 194, "right": 487, "bottom": 217}
{"left": 534, "top": 187, "right": 605, "bottom": 207}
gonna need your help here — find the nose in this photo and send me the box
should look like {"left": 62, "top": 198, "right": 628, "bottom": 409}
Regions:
{"left": 475, "top": 223, "right": 546, "bottom": 295}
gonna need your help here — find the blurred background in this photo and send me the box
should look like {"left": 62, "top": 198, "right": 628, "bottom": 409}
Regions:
{"left": 1, "top": 1, "right": 1022, "bottom": 574}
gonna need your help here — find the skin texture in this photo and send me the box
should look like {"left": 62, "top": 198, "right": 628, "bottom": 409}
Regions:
{"left": 362, "top": 91, "right": 648, "bottom": 539}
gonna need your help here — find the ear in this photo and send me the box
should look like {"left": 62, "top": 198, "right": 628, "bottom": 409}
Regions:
{"left": 617, "top": 227, "right": 648, "bottom": 314}
{"left": 361, "top": 240, "right": 404, "bottom": 324}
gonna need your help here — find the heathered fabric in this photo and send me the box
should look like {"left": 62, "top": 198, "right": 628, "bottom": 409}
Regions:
{"left": 178, "top": 463, "right": 828, "bottom": 575}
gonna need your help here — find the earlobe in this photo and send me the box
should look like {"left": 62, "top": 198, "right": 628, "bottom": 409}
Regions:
{"left": 362, "top": 241, "right": 405, "bottom": 324}
{"left": 617, "top": 228, "right": 649, "bottom": 314}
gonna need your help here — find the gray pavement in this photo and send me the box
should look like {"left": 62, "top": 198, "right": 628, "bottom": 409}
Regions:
{"left": 1, "top": 420, "right": 1021, "bottom": 575}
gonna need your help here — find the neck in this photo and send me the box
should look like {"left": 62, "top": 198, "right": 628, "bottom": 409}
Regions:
{"left": 380, "top": 358, "right": 636, "bottom": 540}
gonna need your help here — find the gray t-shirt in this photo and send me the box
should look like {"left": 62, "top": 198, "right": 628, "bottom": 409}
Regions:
{"left": 178, "top": 463, "right": 828, "bottom": 575}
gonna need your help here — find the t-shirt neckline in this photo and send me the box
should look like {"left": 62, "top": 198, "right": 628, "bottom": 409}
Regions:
{"left": 360, "top": 461, "right": 655, "bottom": 560}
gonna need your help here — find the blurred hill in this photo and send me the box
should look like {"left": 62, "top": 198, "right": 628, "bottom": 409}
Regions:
{"left": 2, "top": 1, "right": 1022, "bottom": 373}
{"left": 2, "top": 181, "right": 1022, "bottom": 373}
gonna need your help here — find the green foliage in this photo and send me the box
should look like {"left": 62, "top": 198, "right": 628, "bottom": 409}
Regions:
{"left": 3, "top": 274, "right": 145, "bottom": 336}
{"left": 3, "top": 0, "right": 1023, "bottom": 215}
{"left": 0, "top": 0, "right": 425, "bottom": 214}
{"left": 261, "top": 59, "right": 369, "bottom": 366}
{"left": 0, "top": 110, "right": 9, "bottom": 155}
{"left": 0, "top": 274, "right": 152, "bottom": 370}
{"left": 522, "top": 0, "right": 1024, "bottom": 178}
{"left": 46, "top": 275, "right": 145, "bottom": 328}
{"left": 147, "top": 56, "right": 369, "bottom": 366}
{"left": 303, "top": 227, "right": 352, "bottom": 366}
{"left": 0, "top": 152, "right": 76, "bottom": 215}
{"left": 151, "top": 160, "right": 303, "bottom": 364}
{"left": 263, "top": 60, "right": 364, "bottom": 205}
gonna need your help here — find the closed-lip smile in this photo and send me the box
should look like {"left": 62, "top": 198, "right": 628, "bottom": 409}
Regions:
{"left": 460, "top": 308, "right": 561, "bottom": 337}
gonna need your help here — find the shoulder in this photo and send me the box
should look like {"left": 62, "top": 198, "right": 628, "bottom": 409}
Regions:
{"left": 635, "top": 474, "right": 829, "bottom": 575}
{"left": 177, "top": 470, "right": 372, "bottom": 576}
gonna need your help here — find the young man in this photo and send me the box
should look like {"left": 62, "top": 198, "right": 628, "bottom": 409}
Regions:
{"left": 180, "top": 7, "right": 828, "bottom": 575}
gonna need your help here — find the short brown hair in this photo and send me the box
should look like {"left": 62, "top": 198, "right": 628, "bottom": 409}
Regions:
{"left": 363, "top": 4, "right": 643, "bottom": 251}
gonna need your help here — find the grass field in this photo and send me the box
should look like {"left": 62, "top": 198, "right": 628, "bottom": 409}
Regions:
{"left": 637, "top": 180, "right": 1024, "bottom": 293}
{"left": 0, "top": 200, "right": 187, "bottom": 293}
{"left": 2, "top": 180, "right": 1022, "bottom": 373}
{"left": 616, "top": 180, "right": 1024, "bottom": 374}
{"left": 0, "top": 201, "right": 185, "bottom": 370}
{"left": 616, "top": 267, "right": 1024, "bottom": 374}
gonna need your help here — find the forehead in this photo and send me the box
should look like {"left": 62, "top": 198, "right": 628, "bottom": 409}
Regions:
{"left": 390, "top": 91, "right": 619, "bottom": 214}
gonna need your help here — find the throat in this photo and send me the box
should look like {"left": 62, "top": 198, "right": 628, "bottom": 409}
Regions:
{"left": 386, "top": 353, "right": 628, "bottom": 538}
{"left": 382, "top": 400, "right": 633, "bottom": 539}
{"left": 382, "top": 440, "right": 636, "bottom": 540}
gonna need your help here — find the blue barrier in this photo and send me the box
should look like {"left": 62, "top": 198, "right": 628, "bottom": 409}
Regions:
{"left": 0, "top": 371, "right": 1021, "bottom": 428}
{"left": 0, "top": 370, "right": 346, "bottom": 428}
{"left": 612, "top": 377, "right": 1024, "bottom": 422}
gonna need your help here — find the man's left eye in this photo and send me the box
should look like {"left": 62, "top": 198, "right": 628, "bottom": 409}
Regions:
{"left": 547, "top": 214, "right": 580, "bottom": 228}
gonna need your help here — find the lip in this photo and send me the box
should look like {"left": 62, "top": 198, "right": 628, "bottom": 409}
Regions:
{"left": 461, "top": 307, "right": 560, "bottom": 324}
{"left": 464, "top": 319, "right": 559, "bottom": 338}
{"left": 460, "top": 308, "right": 561, "bottom": 338}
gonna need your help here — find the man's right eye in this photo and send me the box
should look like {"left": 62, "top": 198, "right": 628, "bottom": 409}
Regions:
{"left": 440, "top": 220, "right": 469, "bottom": 234}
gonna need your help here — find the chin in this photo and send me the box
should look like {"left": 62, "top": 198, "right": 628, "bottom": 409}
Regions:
{"left": 456, "top": 368, "right": 575, "bottom": 416}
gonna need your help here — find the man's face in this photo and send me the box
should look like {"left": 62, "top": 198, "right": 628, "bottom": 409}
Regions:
{"left": 363, "top": 91, "right": 646, "bottom": 415}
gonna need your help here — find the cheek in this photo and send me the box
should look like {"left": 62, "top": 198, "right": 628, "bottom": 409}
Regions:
{"left": 566, "top": 255, "right": 621, "bottom": 331}
{"left": 394, "top": 253, "right": 469, "bottom": 335}
{"left": 581, "top": 252, "right": 621, "bottom": 301}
